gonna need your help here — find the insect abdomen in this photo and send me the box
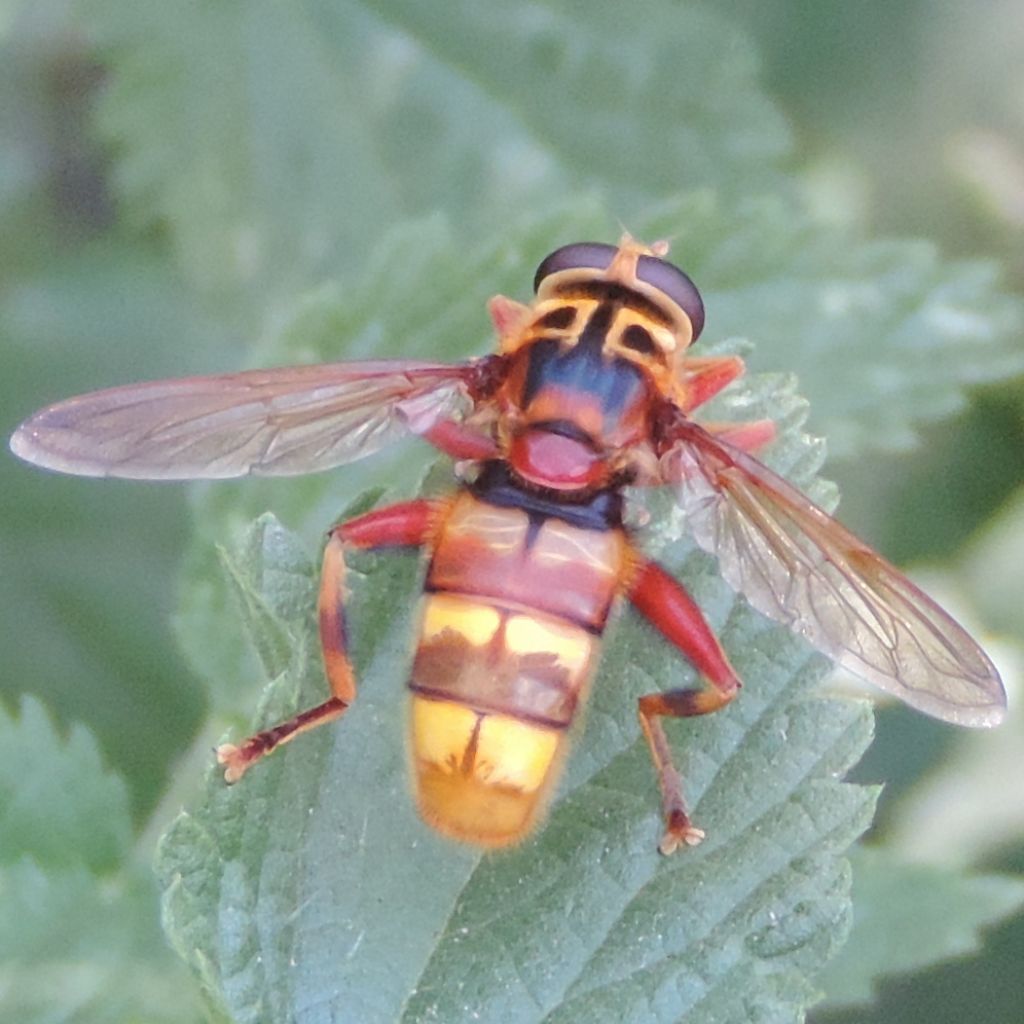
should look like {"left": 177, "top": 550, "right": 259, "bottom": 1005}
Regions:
{"left": 408, "top": 487, "right": 627, "bottom": 846}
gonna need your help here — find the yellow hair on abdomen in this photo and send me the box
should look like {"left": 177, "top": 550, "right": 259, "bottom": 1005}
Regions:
{"left": 410, "top": 695, "right": 564, "bottom": 847}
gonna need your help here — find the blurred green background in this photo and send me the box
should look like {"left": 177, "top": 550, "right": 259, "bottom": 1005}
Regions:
{"left": 1, "top": 1, "right": 1022, "bottom": 1022}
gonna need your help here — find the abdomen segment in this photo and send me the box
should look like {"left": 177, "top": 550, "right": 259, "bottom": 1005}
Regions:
{"left": 408, "top": 492, "right": 627, "bottom": 846}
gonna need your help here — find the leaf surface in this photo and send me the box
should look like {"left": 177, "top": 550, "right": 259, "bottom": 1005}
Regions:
{"left": 0, "top": 698, "right": 202, "bottom": 1024}
{"left": 818, "top": 846, "right": 1024, "bottom": 1009}
{"left": 80, "top": 0, "right": 787, "bottom": 304}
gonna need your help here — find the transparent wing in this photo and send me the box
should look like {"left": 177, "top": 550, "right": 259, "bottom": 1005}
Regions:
{"left": 10, "top": 359, "right": 489, "bottom": 480}
{"left": 662, "top": 420, "right": 1006, "bottom": 726}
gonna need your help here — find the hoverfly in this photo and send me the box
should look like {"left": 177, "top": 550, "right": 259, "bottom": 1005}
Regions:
{"left": 10, "top": 237, "right": 1006, "bottom": 853}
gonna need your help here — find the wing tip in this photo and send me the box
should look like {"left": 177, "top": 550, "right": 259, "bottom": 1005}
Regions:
{"left": 10, "top": 421, "right": 109, "bottom": 478}
{"left": 956, "top": 669, "right": 1009, "bottom": 728}
{"left": 9, "top": 422, "right": 50, "bottom": 468}
{"left": 922, "top": 691, "right": 1008, "bottom": 729}
{"left": 962, "top": 701, "right": 1008, "bottom": 729}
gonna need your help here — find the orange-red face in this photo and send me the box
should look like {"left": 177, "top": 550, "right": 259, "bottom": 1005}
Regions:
{"left": 489, "top": 238, "right": 706, "bottom": 491}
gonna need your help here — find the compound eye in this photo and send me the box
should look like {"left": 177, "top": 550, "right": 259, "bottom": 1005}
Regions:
{"left": 533, "top": 242, "right": 617, "bottom": 292}
{"left": 533, "top": 241, "right": 705, "bottom": 342}
{"left": 636, "top": 256, "right": 705, "bottom": 342}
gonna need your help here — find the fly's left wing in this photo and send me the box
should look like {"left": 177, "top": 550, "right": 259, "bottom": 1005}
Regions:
{"left": 11, "top": 359, "right": 494, "bottom": 480}
{"left": 661, "top": 419, "right": 1006, "bottom": 727}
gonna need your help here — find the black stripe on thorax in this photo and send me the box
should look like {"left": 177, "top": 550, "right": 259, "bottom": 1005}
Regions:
{"left": 521, "top": 302, "right": 614, "bottom": 407}
{"left": 520, "top": 302, "right": 649, "bottom": 424}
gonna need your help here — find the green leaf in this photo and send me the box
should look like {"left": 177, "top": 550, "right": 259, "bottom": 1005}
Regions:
{"left": 0, "top": 698, "right": 203, "bottom": 1024}
{"left": 0, "top": 696, "right": 130, "bottom": 872}
{"left": 79, "top": 0, "right": 787, "bottom": 305}
{"left": 218, "top": 514, "right": 319, "bottom": 682}
{"left": 0, "top": 860, "right": 207, "bottom": 1024}
{"left": 818, "top": 846, "right": 1024, "bottom": 1009}
{"left": 304, "top": 0, "right": 791, "bottom": 199}
{"left": 964, "top": 484, "right": 1024, "bottom": 638}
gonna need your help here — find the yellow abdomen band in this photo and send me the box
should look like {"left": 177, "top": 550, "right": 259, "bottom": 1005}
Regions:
{"left": 410, "top": 695, "right": 564, "bottom": 847}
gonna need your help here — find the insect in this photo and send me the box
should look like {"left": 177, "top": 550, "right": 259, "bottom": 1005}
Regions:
{"left": 10, "top": 237, "right": 1006, "bottom": 853}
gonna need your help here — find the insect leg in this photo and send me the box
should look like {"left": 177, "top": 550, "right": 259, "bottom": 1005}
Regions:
{"left": 627, "top": 556, "right": 741, "bottom": 854}
{"left": 217, "top": 499, "right": 439, "bottom": 783}
{"left": 679, "top": 356, "right": 746, "bottom": 412}
{"left": 703, "top": 418, "right": 776, "bottom": 453}
{"left": 418, "top": 418, "right": 500, "bottom": 461}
